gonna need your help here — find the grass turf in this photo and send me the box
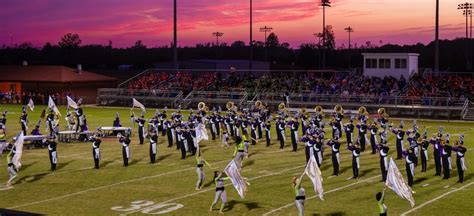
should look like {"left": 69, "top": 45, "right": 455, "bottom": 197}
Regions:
{"left": 0, "top": 104, "right": 473, "bottom": 216}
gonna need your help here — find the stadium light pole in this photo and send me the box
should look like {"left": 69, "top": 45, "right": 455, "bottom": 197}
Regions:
{"left": 249, "top": 0, "right": 253, "bottom": 71}
{"left": 212, "top": 32, "right": 224, "bottom": 46}
{"left": 435, "top": 0, "right": 439, "bottom": 74}
{"left": 344, "top": 26, "right": 354, "bottom": 49}
{"left": 259, "top": 26, "right": 273, "bottom": 62}
{"left": 458, "top": 2, "right": 472, "bottom": 38}
{"left": 173, "top": 0, "right": 178, "bottom": 70}
{"left": 320, "top": 0, "right": 331, "bottom": 69}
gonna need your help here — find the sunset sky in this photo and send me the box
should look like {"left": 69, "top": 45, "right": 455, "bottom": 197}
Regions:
{"left": 0, "top": 0, "right": 470, "bottom": 48}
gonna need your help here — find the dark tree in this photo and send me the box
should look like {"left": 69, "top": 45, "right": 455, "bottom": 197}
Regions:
{"left": 58, "top": 33, "right": 82, "bottom": 48}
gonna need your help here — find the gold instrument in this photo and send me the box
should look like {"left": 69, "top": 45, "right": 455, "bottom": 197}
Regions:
{"left": 278, "top": 102, "right": 286, "bottom": 111}
{"left": 300, "top": 108, "right": 307, "bottom": 114}
{"left": 255, "top": 100, "right": 262, "bottom": 109}
{"left": 226, "top": 101, "right": 235, "bottom": 110}
{"left": 334, "top": 104, "right": 343, "bottom": 114}
{"left": 377, "top": 108, "right": 389, "bottom": 119}
{"left": 198, "top": 102, "right": 206, "bottom": 111}
{"left": 358, "top": 106, "right": 367, "bottom": 115}
{"left": 314, "top": 105, "right": 323, "bottom": 114}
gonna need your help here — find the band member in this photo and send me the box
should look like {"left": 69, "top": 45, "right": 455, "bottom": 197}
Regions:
{"left": 250, "top": 119, "right": 257, "bottom": 145}
{"left": 442, "top": 140, "right": 452, "bottom": 180}
{"left": 160, "top": 110, "right": 167, "bottom": 136}
{"left": 292, "top": 174, "right": 305, "bottom": 216}
{"left": 148, "top": 130, "right": 158, "bottom": 164}
{"left": 233, "top": 137, "right": 245, "bottom": 168}
{"left": 75, "top": 106, "right": 84, "bottom": 132}
{"left": 20, "top": 110, "right": 28, "bottom": 135}
{"left": 431, "top": 136, "right": 442, "bottom": 176}
{"left": 210, "top": 171, "right": 230, "bottom": 214}
{"left": 45, "top": 136, "right": 58, "bottom": 171}
{"left": 0, "top": 111, "right": 7, "bottom": 130}
{"left": 119, "top": 134, "right": 131, "bottom": 166}
{"left": 278, "top": 118, "right": 286, "bottom": 149}
{"left": 290, "top": 117, "right": 299, "bottom": 151}
{"left": 65, "top": 112, "right": 76, "bottom": 131}
{"left": 314, "top": 137, "right": 323, "bottom": 167}
{"left": 392, "top": 121, "right": 405, "bottom": 160}
{"left": 343, "top": 119, "right": 355, "bottom": 146}
{"left": 301, "top": 135, "right": 313, "bottom": 163}
{"left": 419, "top": 137, "right": 429, "bottom": 172}
{"left": 348, "top": 143, "right": 361, "bottom": 179}
{"left": 222, "top": 130, "right": 229, "bottom": 148}
{"left": 91, "top": 135, "right": 101, "bottom": 169}
{"left": 176, "top": 126, "right": 186, "bottom": 159}
{"left": 369, "top": 122, "right": 378, "bottom": 154}
{"left": 403, "top": 148, "right": 416, "bottom": 186}
{"left": 135, "top": 114, "right": 146, "bottom": 144}
{"left": 356, "top": 121, "right": 368, "bottom": 152}
{"left": 334, "top": 110, "right": 343, "bottom": 139}
{"left": 264, "top": 121, "right": 271, "bottom": 147}
{"left": 165, "top": 120, "right": 174, "bottom": 148}
{"left": 376, "top": 187, "right": 388, "bottom": 216}
{"left": 453, "top": 139, "right": 467, "bottom": 183}
{"left": 378, "top": 143, "right": 389, "bottom": 182}
{"left": 195, "top": 151, "right": 210, "bottom": 190}
{"left": 327, "top": 137, "right": 341, "bottom": 176}
{"left": 209, "top": 114, "right": 217, "bottom": 140}
{"left": 6, "top": 144, "right": 18, "bottom": 186}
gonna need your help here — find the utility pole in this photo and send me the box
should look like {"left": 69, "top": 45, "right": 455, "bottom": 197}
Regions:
{"left": 344, "top": 26, "right": 354, "bottom": 49}
{"left": 249, "top": 0, "right": 253, "bottom": 71}
{"left": 320, "top": 0, "right": 331, "bottom": 69}
{"left": 259, "top": 26, "right": 273, "bottom": 62}
{"left": 212, "top": 32, "right": 224, "bottom": 46}
{"left": 435, "top": 0, "right": 439, "bottom": 74}
{"left": 173, "top": 0, "right": 178, "bottom": 70}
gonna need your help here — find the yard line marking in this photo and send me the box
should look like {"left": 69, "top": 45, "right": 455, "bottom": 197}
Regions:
{"left": 120, "top": 164, "right": 307, "bottom": 216}
{"left": 259, "top": 170, "right": 268, "bottom": 173}
{"left": 261, "top": 174, "right": 382, "bottom": 216}
{"left": 443, "top": 185, "right": 450, "bottom": 189}
{"left": 400, "top": 182, "right": 474, "bottom": 216}
{"left": 242, "top": 169, "right": 253, "bottom": 173}
{"left": 7, "top": 150, "right": 288, "bottom": 209}
{"left": 8, "top": 167, "right": 195, "bottom": 209}
{"left": 422, "top": 184, "right": 430, "bottom": 187}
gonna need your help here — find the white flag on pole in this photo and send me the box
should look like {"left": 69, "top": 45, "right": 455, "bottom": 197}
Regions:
{"left": 48, "top": 96, "right": 61, "bottom": 116}
{"left": 385, "top": 158, "right": 415, "bottom": 207}
{"left": 224, "top": 160, "right": 248, "bottom": 199}
{"left": 12, "top": 133, "right": 24, "bottom": 168}
{"left": 27, "top": 98, "right": 35, "bottom": 111}
{"left": 305, "top": 156, "right": 324, "bottom": 200}
{"left": 195, "top": 123, "right": 209, "bottom": 144}
{"left": 132, "top": 98, "right": 146, "bottom": 113}
{"left": 66, "top": 96, "right": 78, "bottom": 109}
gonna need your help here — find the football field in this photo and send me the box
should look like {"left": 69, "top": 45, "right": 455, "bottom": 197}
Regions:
{"left": 0, "top": 104, "right": 473, "bottom": 216}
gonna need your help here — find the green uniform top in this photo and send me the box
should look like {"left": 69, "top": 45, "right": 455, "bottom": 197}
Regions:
{"left": 234, "top": 141, "right": 245, "bottom": 156}
{"left": 0, "top": 133, "right": 6, "bottom": 141}
{"left": 196, "top": 155, "right": 210, "bottom": 167}
{"left": 294, "top": 175, "right": 304, "bottom": 196}
{"left": 378, "top": 191, "right": 387, "bottom": 214}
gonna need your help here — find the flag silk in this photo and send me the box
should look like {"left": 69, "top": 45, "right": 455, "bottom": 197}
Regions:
{"left": 27, "top": 98, "right": 35, "bottom": 111}
{"left": 12, "top": 133, "right": 24, "bottom": 168}
{"left": 195, "top": 123, "right": 209, "bottom": 144}
{"left": 305, "top": 157, "right": 324, "bottom": 200}
{"left": 386, "top": 158, "right": 415, "bottom": 207}
{"left": 48, "top": 96, "right": 61, "bottom": 116}
{"left": 66, "top": 96, "right": 78, "bottom": 109}
{"left": 132, "top": 98, "right": 146, "bottom": 112}
{"left": 224, "top": 160, "right": 248, "bottom": 199}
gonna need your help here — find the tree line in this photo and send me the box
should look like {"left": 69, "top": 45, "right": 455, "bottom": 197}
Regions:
{"left": 0, "top": 32, "right": 473, "bottom": 72}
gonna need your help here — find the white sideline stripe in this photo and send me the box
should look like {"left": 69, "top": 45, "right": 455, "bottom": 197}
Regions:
{"left": 400, "top": 182, "right": 474, "bottom": 216}
{"left": 8, "top": 167, "right": 194, "bottom": 209}
{"left": 121, "top": 164, "right": 307, "bottom": 216}
{"left": 261, "top": 174, "right": 381, "bottom": 216}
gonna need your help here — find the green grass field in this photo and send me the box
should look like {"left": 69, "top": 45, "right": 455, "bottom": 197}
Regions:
{"left": 0, "top": 104, "right": 473, "bottom": 216}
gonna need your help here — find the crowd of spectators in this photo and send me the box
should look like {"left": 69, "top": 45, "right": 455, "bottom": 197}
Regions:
{"left": 124, "top": 70, "right": 473, "bottom": 100}
{"left": 1, "top": 90, "right": 80, "bottom": 106}
{"left": 127, "top": 72, "right": 169, "bottom": 89}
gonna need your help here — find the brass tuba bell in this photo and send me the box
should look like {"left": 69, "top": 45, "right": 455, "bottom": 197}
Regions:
{"left": 278, "top": 102, "right": 286, "bottom": 111}
{"left": 378, "top": 108, "right": 389, "bottom": 119}
{"left": 198, "top": 102, "right": 206, "bottom": 111}
{"left": 358, "top": 106, "right": 367, "bottom": 115}
{"left": 334, "top": 104, "right": 343, "bottom": 114}
{"left": 255, "top": 100, "right": 263, "bottom": 109}
{"left": 226, "top": 101, "right": 235, "bottom": 111}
